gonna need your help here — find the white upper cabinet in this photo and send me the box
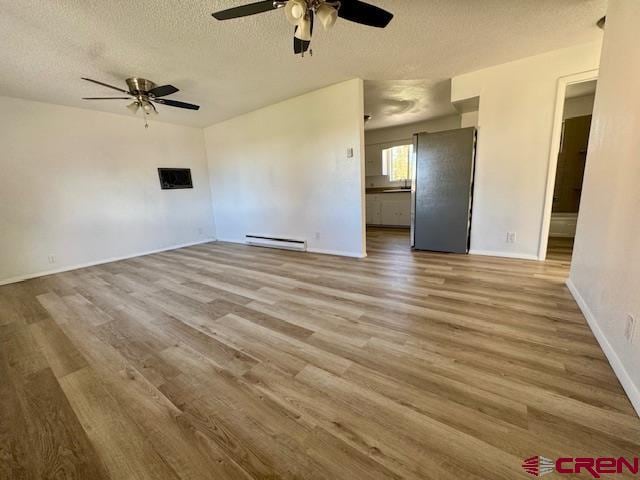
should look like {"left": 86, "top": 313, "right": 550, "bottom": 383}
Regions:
{"left": 365, "top": 144, "right": 383, "bottom": 177}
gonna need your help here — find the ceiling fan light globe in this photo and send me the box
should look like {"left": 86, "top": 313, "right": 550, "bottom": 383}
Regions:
{"left": 142, "top": 102, "right": 158, "bottom": 116}
{"left": 126, "top": 101, "right": 140, "bottom": 114}
{"left": 294, "top": 16, "right": 312, "bottom": 41}
{"left": 284, "top": 0, "right": 306, "bottom": 25}
{"left": 316, "top": 4, "right": 337, "bottom": 30}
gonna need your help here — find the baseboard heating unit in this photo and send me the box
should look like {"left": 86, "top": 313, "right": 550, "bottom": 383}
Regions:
{"left": 245, "top": 235, "right": 307, "bottom": 252}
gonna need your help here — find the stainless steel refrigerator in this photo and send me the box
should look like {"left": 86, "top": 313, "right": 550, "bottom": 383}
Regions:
{"left": 410, "top": 127, "right": 476, "bottom": 253}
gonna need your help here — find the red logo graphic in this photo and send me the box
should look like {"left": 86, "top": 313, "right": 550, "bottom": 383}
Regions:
{"left": 522, "top": 456, "right": 555, "bottom": 477}
{"left": 522, "top": 456, "right": 640, "bottom": 478}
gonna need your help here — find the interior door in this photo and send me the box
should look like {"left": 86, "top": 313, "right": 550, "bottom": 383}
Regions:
{"left": 553, "top": 115, "right": 592, "bottom": 213}
{"left": 414, "top": 127, "right": 476, "bottom": 253}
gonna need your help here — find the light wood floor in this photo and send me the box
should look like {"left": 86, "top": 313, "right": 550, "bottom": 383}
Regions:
{"left": 2, "top": 228, "right": 639, "bottom": 479}
{"left": 546, "top": 236, "right": 575, "bottom": 262}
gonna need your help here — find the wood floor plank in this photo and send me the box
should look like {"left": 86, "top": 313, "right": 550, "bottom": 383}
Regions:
{"left": 0, "top": 346, "right": 36, "bottom": 479}
{"left": 58, "top": 367, "right": 182, "bottom": 480}
{"left": 296, "top": 364, "right": 525, "bottom": 479}
{"left": 244, "top": 362, "right": 487, "bottom": 480}
{"left": 1, "top": 320, "right": 108, "bottom": 479}
{"left": 1, "top": 227, "right": 639, "bottom": 479}
{"left": 29, "top": 316, "right": 88, "bottom": 379}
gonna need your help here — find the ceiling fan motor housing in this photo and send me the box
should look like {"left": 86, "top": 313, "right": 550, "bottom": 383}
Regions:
{"left": 126, "top": 77, "right": 157, "bottom": 95}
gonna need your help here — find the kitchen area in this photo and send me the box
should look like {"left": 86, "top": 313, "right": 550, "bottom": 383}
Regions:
{"left": 364, "top": 136, "right": 413, "bottom": 228}
{"left": 364, "top": 118, "right": 477, "bottom": 254}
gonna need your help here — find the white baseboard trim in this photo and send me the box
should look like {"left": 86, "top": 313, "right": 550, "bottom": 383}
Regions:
{"left": 566, "top": 278, "right": 640, "bottom": 418}
{"left": 307, "top": 247, "right": 367, "bottom": 259}
{"left": 468, "top": 249, "right": 539, "bottom": 261}
{"left": 216, "top": 238, "right": 366, "bottom": 259}
{"left": 0, "top": 238, "right": 216, "bottom": 287}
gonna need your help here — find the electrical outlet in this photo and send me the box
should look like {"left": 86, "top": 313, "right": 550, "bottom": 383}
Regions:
{"left": 625, "top": 314, "right": 636, "bottom": 343}
{"left": 198, "top": 227, "right": 204, "bottom": 236}
{"left": 315, "top": 232, "right": 321, "bottom": 240}
{"left": 506, "top": 232, "right": 517, "bottom": 244}
{"left": 47, "top": 255, "right": 56, "bottom": 264}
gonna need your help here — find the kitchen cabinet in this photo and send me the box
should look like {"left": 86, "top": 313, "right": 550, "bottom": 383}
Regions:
{"left": 365, "top": 144, "right": 383, "bottom": 177}
{"left": 366, "top": 192, "right": 411, "bottom": 227}
{"left": 366, "top": 194, "right": 381, "bottom": 224}
{"left": 381, "top": 196, "right": 410, "bottom": 225}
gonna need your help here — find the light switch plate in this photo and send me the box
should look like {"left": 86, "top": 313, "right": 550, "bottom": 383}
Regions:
{"left": 346, "top": 148, "right": 354, "bottom": 158}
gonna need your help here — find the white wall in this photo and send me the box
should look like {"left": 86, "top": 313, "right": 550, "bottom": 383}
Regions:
{"left": 364, "top": 115, "right": 461, "bottom": 188}
{"left": 0, "top": 96, "right": 215, "bottom": 284}
{"left": 204, "top": 79, "right": 366, "bottom": 258}
{"left": 563, "top": 94, "right": 595, "bottom": 120}
{"left": 451, "top": 42, "right": 602, "bottom": 259}
{"left": 569, "top": 0, "right": 640, "bottom": 415}
{"left": 364, "top": 115, "right": 461, "bottom": 146}
{"left": 460, "top": 111, "right": 479, "bottom": 128}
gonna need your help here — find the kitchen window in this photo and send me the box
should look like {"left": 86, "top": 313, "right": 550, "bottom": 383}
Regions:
{"left": 382, "top": 144, "right": 413, "bottom": 181}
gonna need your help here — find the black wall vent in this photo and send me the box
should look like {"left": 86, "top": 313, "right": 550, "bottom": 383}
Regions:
{"left": 158, "top": 168, "right": 193, "bottom": 190}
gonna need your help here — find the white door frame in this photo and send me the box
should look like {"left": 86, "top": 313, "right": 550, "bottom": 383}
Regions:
{"left": 537, "top": 69, "right": 599, "bottom": 261}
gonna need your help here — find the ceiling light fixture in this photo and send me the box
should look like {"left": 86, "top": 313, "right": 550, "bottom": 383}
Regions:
{"left": 295, "top": 15, "right": 313, "bottom": 41}
{"left": 142, "top": 101, "right": 158, "bottom": 115}
{"left": 212, "top": 0, "right": 393, "bottom": 56}
{"left": 127, "top": 101, "right": 140, "bottom": 114}
{"left": 315, "top": 3, "right": 338, "bottom": 30}
{"left": 284, "top": 0, "right": 306, "bottom": 24}
{"left": 81, "top": 77, "right": 200, "bottom": 129}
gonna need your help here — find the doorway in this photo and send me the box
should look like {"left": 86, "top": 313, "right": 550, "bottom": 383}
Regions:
{"left": 545, "top": 79, "right": 597, "bottom": 262}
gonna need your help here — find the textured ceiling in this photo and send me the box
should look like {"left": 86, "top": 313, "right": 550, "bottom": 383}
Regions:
{"left": 364, "top": 79, "right": 458, "bottom": 130}
{"left": 0, "top": 0, "right": 606, "bottom": 128}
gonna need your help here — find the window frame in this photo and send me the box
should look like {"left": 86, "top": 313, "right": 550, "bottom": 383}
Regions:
{"left": 381, "top": 144, "right": 413, "bottom": 182}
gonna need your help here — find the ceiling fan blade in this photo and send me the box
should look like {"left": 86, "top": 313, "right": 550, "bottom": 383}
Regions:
{"left": 148, "top": 85, "right": 179, "bottom": 97}
{"left": 293, "top": 14, "right": 313, "bottom": 55}
{"left": 81, "top": 77, "right": 130, "bottom": 94}
{"left": 82, "top": 97, "right": 132, "bottom": 100}
{"left": 212, "top": 0, "right": 277, "bottom": 20}
{"left": 153, "top": 98, "right": 200, "bottom": 110}
{"left": 337, "top": 0, "right": 393, "bottom": 28}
